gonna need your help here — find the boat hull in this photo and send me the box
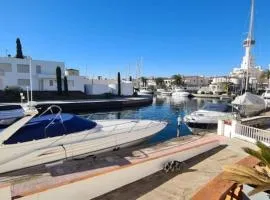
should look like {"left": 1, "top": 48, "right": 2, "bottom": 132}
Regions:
{"left": 0, "top": 119, "right": 167, "bottom": 173}
{"left": 172, "top": 92, "right": 190, "bottom": 97}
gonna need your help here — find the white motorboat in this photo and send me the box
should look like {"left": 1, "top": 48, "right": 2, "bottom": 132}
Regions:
{"left": 184, "top": 103, "right": 239, "bottom": 128}
{"left": 157, "top": 89, "right": 172, "bottom": 96}
{"left": 0, "top": 106, "right": 167, "bottom": 173}
{"left": 232, "top": 92, "right": 266, "bottom": 117}
{"left": 172, "top": 88, "right": 190, "bottom": 97}
{"left": 138, "top": 87, "right": 153, "bottom": 96}
{"left": 262, "top": 88, "right": 270, "bottom": 99}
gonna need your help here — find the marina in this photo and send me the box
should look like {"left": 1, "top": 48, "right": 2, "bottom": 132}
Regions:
{"left": 1, "top": 0, "right": 270, "bottom": 199}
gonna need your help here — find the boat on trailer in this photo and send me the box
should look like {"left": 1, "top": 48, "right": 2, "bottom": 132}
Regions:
{"left": 0, "top": 105, "right": 167, "bottom": 173}
{"left": 232, "top": 92, "right": 266, "bottom": 117}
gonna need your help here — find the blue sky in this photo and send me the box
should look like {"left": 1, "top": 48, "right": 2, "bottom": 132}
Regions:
{"left": 0, "top": 0, "right": 270, "bottom": 78}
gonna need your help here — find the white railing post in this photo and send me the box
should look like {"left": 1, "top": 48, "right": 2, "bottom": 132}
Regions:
{"left": 230, "top": 120, "right": 237, "bottom": 138}
{"left": 217, "top": 120, "right": 224, "bottom": 136}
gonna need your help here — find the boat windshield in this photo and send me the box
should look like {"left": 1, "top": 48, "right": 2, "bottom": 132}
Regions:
{"left": 202, "top": 103, "right": 232, "bottom": 112}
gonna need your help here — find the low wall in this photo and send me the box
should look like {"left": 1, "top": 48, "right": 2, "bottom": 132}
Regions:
{"left": 241, "top": 116, "right": 270, "bottom": 127}
{"left": 36, "top": 97, "right": 153, "bottom": 113}
{"left": 217, "top": 119, "right": 270, "bottom": 145}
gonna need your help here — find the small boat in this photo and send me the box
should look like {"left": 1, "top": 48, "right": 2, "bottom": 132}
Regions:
{"left": 0, "top": 105, "right": 167, "bottom": 173}
{"left": 172, "top": 88, "right": 190, "bottom": 97}
{"left": 157, "top": 89, "right": 172, "bottom": 96}
{"left": 232, "top": 92, "right": 266, "bottom": 117}
{"left": 262, "top": 88, "right": 270, "bottom": 99}
{"left": 138, "top": 87, "right": 153, "bottom": 96}
{"left": 184, "top": 103, "right": 239, "bottom": 128}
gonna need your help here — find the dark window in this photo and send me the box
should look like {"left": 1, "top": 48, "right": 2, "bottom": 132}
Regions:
{"left": 49, "top": 80, "right": 53, "bottom": 86}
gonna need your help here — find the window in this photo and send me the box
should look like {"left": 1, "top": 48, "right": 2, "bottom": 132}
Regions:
{"left": 0, "top": 63, "right": 12, "bottom": 72}
{"left": 18, "top": 79, "right": 30, "bottom": 86}
{"left": 49, "top": 80, "right": 53, "bottom": 86}
{"left": 17, "top": 64, "right": 29, "bottom": 73}
{"left": 36, "top": 65, "right": 41, "bottom": 74}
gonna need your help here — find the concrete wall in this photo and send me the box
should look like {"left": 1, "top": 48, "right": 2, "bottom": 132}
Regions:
{"left": 85, "top": 81, "right": 133, "bottom": 96}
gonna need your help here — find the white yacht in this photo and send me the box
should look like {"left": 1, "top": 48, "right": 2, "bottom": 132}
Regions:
{"left": 262, "top": 88, "right": 270, "bottom": 99}
{"left": 0, "top": 106, "right": 167, "bottom": 173}
{"left": 172, "top": 88, "right": 190, "bottom": 97}
{"left": 184, "top": 103, "right": 239, "bottom": 128}
{"left": 138, "top": 87, "right": 153, "bottom": 96}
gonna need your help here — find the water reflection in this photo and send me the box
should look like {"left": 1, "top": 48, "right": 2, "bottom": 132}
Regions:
{"left": 81, "top": 96, "right": 230, "bottom": 144}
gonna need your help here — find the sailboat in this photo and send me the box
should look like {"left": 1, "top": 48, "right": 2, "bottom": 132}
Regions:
{"left": 231, "top": 0, "right": 265, "bottom": 117}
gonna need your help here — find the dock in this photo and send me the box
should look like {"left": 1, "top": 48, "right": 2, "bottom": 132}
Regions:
{"left": 192, "top": 93, "right": 235, "bottom": 99}
{"left": 0, "top": 134, "right": 224, "bottom": 200}
{"left": 1, "top": 97, "right": 153, "bottom": 113}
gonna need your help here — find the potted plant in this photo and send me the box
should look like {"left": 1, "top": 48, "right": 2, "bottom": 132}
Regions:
{"left": 223, "top": 141, "right": 270, "bottom": 197}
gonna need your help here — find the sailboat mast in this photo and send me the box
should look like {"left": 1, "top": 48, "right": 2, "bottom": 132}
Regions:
{"left": 245, "top": 0, "right": 255, "bottom": 92}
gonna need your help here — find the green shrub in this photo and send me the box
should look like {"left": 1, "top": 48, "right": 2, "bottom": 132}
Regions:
{"left": 5, "top": 86, "right": 23, "bottom": 95}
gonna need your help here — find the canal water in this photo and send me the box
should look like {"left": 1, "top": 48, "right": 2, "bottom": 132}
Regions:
{"left": 82, "top": 96, "right": 230, "bottom": 144}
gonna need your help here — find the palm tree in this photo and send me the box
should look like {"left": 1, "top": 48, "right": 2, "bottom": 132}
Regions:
{"left": 171, "top": 74, "right": 182, "bottom": 86}
{"left": 223, "top": 141, "right": 270, "bottom": 196}
{"left": 140, "top": 77, "right": 147, "bottom": 87}
{"left": 155, "top": 77, "right": 165, "bottom": 88}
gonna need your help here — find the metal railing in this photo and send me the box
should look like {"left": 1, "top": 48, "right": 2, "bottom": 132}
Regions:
{"left": 38, "top": 105, "right": 66, "bottom": 138}
{"left": 235, "top": 123, "right": 270, "bottom": 144}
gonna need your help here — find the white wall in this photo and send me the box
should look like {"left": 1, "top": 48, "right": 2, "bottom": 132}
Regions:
{"left": 121, "top": 82, "right": 133, "bottom": 96}
{"left": 84, "top": 81, "right": 133, "bottom": 96}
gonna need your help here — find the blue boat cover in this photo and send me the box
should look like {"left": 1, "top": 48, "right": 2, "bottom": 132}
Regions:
{"left": 4, "top": 113, "right": 97, "bottom": 144}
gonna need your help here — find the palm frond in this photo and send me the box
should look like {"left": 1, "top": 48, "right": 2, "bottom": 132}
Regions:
{"left": 242, "top": 147, "right": 269, "bottom": 166}
{"left": 256, "top": 141, "right": 270, "bottom": 165}
{"left": 223, "top": 165, "right": 270, "bottom": 184}
{"left": 223, "top": 172, "right": 267, "bottom": 186}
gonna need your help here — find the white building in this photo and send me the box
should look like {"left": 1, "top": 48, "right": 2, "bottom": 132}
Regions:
{"left": 0, "top": 56, "right": 69, "bottom": 91}
{"left": 0, "top": 56, "right": 134, "bottom": 95}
